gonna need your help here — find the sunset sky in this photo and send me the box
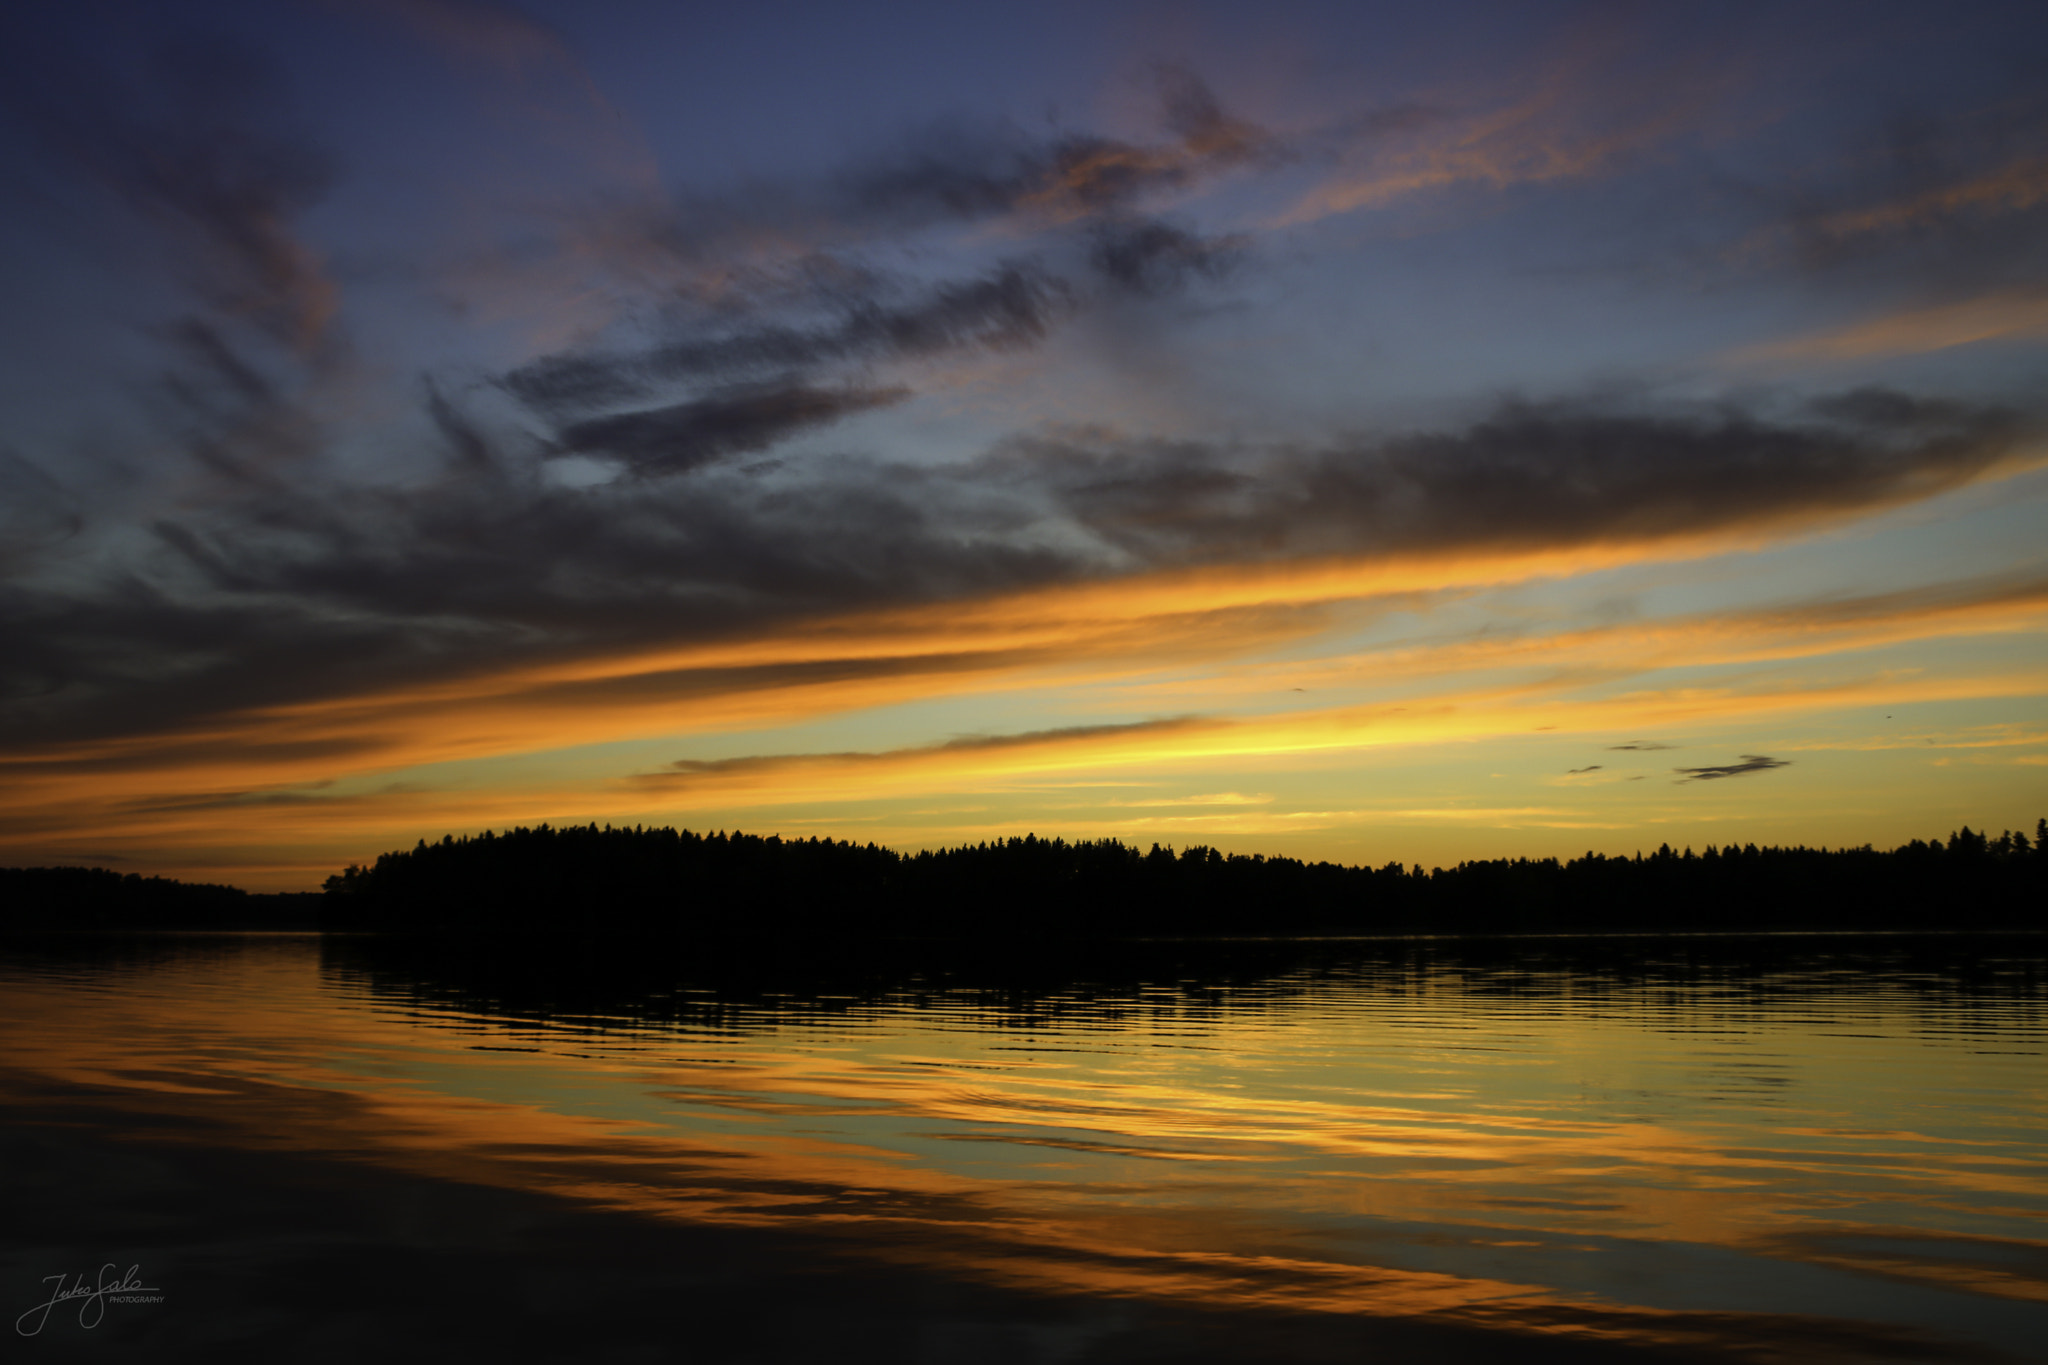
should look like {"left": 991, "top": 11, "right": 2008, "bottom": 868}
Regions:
{"left": 2, "top": 0, "right": 2044, "bottom": 889}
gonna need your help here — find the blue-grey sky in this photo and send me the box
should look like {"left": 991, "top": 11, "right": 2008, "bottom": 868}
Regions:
{"left": 2, "top": 0, "right": 2044, "bottom": 885}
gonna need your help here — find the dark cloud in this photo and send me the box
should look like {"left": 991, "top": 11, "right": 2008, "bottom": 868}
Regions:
{"left": 554, "top": 383, "right": 910, "bottom": 475}
{"left": 1566, "top": 765, "right": 1602, "bottom": 774}
{"left": 0, "top": 585, "right": 431, "bottom": 766}
{"left": 652, "top": 264, "right": 1062, "bottom": 382}
{"left": 640, "top": 717, "right": 1211, "bottom": 786}
{"left": 495, "top": 76, "right": 1274, "bottom": 459}
{"left": 519, "top": 650, "right": 1043, "bottom": 714}
{"left": 999, "top": 389, "right": 2026, "bottom": 566}
{"left": 833, "top": 126, "right": 1042, "bottom": 227}
{"left": 0, "top": 399, "right": 1078, "bottom": 755}
{"left": 547, "top": 69, "right": 1277, "bottom": 298}
{"left": 1090, "top": 219, "right": 1248, "bottom": 296}
{"left": 837, "top": 69, "right": 1279, "bottom": 232}
{"left": 1805, "top": 387, "right": 1999, "bottom": 432}
{"left": 504, "top": 262, "right": 1069, "bottom": 415}
{"left": 1609, "top": 741, "right": 1673, "bottom": 751}
{"left": 424, "top": 380, "right": 498, "bottom": 477}
{"left": 1673, "top": 755, "right": 1789, "bottom": 782}
{"left": 1, "top": 383, "right": 2030, "bottom": 764}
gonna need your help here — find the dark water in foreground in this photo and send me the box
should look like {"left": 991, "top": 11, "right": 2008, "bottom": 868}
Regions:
{"left": 2, "top": 934, "right": 2044, "bottom": 1362}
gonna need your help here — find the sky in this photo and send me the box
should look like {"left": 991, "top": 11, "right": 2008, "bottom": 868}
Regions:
{"left": 1, "top": 0, "right": 2044, "bottom": 890}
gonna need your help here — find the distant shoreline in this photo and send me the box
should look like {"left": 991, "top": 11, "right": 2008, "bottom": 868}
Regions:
{"left": 7, "top": 819, "right": 2042, "bottom": 936}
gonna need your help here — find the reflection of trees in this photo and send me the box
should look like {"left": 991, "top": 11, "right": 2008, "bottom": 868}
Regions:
{"left": 316, "top": 820, "right": 2047, "bottom": 936}
{"left": 319, "top": 932, "right": 2048, "bottom": 1044}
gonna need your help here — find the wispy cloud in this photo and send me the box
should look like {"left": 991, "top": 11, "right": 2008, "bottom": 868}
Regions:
{"left": 1799, "top": 156, "right": 2048, "bottom": 244}
{"left": 1726, "top": 290, "right": 2048, "bottom": 364}
{"left": 552, "top": 382, "right": 911, "bottom": 475}
{"left": 9, "top": 485, "right": 2046, "bottom": 811}
{"left": 635, "top": 717, "right": 1218, "bottom": 796}
{"left": 1269, "top": 18, "right": 1744, "bottom": 228}
{"left": 504, "top": 262, "right": 1072, "bottom": 416}
{"left": 9, "top": 33, "right": 340, "bottom": 349}
{"left": 831, "top": 64, "right": 1281, "bottom": 234}
{"left": 1672, "top": 755, "right": 1789, "bottom": 782}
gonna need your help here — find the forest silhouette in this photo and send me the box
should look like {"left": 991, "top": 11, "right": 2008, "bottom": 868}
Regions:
{"left": 0, "top": 866, "right": 319, "bottom": 930}
{"left": 310, "top": 820, "right": 2045, "bottom": 937}
{"left": 6, "top": 821, "right": 2041, "bottom": 935}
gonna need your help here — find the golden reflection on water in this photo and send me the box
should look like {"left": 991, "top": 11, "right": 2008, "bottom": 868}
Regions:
{"left": 2, "top": 935, "right": 2044, "bottom": 1359}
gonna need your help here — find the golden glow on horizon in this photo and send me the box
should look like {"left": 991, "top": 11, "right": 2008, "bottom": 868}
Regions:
{"left": 3, "top": 470, "right": 2044, "bottom": 885}
{"left": 11, "top": 508, "right": 2041, "bottom": 778}
{"left": 0, "top": 587, "right": 2040, "bottom": 883}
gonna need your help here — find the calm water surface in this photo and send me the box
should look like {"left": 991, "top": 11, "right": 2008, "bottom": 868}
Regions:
{"left": 2, "top": 934, "right": 2044, "bottom": 1361}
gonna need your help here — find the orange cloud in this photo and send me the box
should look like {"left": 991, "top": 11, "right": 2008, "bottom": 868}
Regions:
{"left": 3, "top": 550, "right": 2044, "bottom": 881}
{"left": 1115, "top": 568, "right": 2048, "bottom": 705}
{"left": 198, "top": 527, "right": 2048, "bottom": 778}
{"left": 1269, "top": 26, "right": 1741, "bottom": 228}
{"left": 0, "top": 535, "right": 1780, "bottom": 793}
{"left": 1804, "top": 156, "right": 2048, "bottom": 242}
{"left": 1727, "top": 289, "right": 2048, "bottom": 364}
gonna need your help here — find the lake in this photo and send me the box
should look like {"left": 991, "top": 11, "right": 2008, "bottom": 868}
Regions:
{"left": 2, "top": 933, "right": 2044, "bottom": 1362}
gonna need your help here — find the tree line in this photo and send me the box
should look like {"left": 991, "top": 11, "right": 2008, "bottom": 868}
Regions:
{"left": 0, "top": 866, "right": 320, "bottom": 930}
{"left": 7, "top": 821, "right": 2039, "bottom": 935}
{"left": 312, "top": 820, "right": 2046, "bottom": 937}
